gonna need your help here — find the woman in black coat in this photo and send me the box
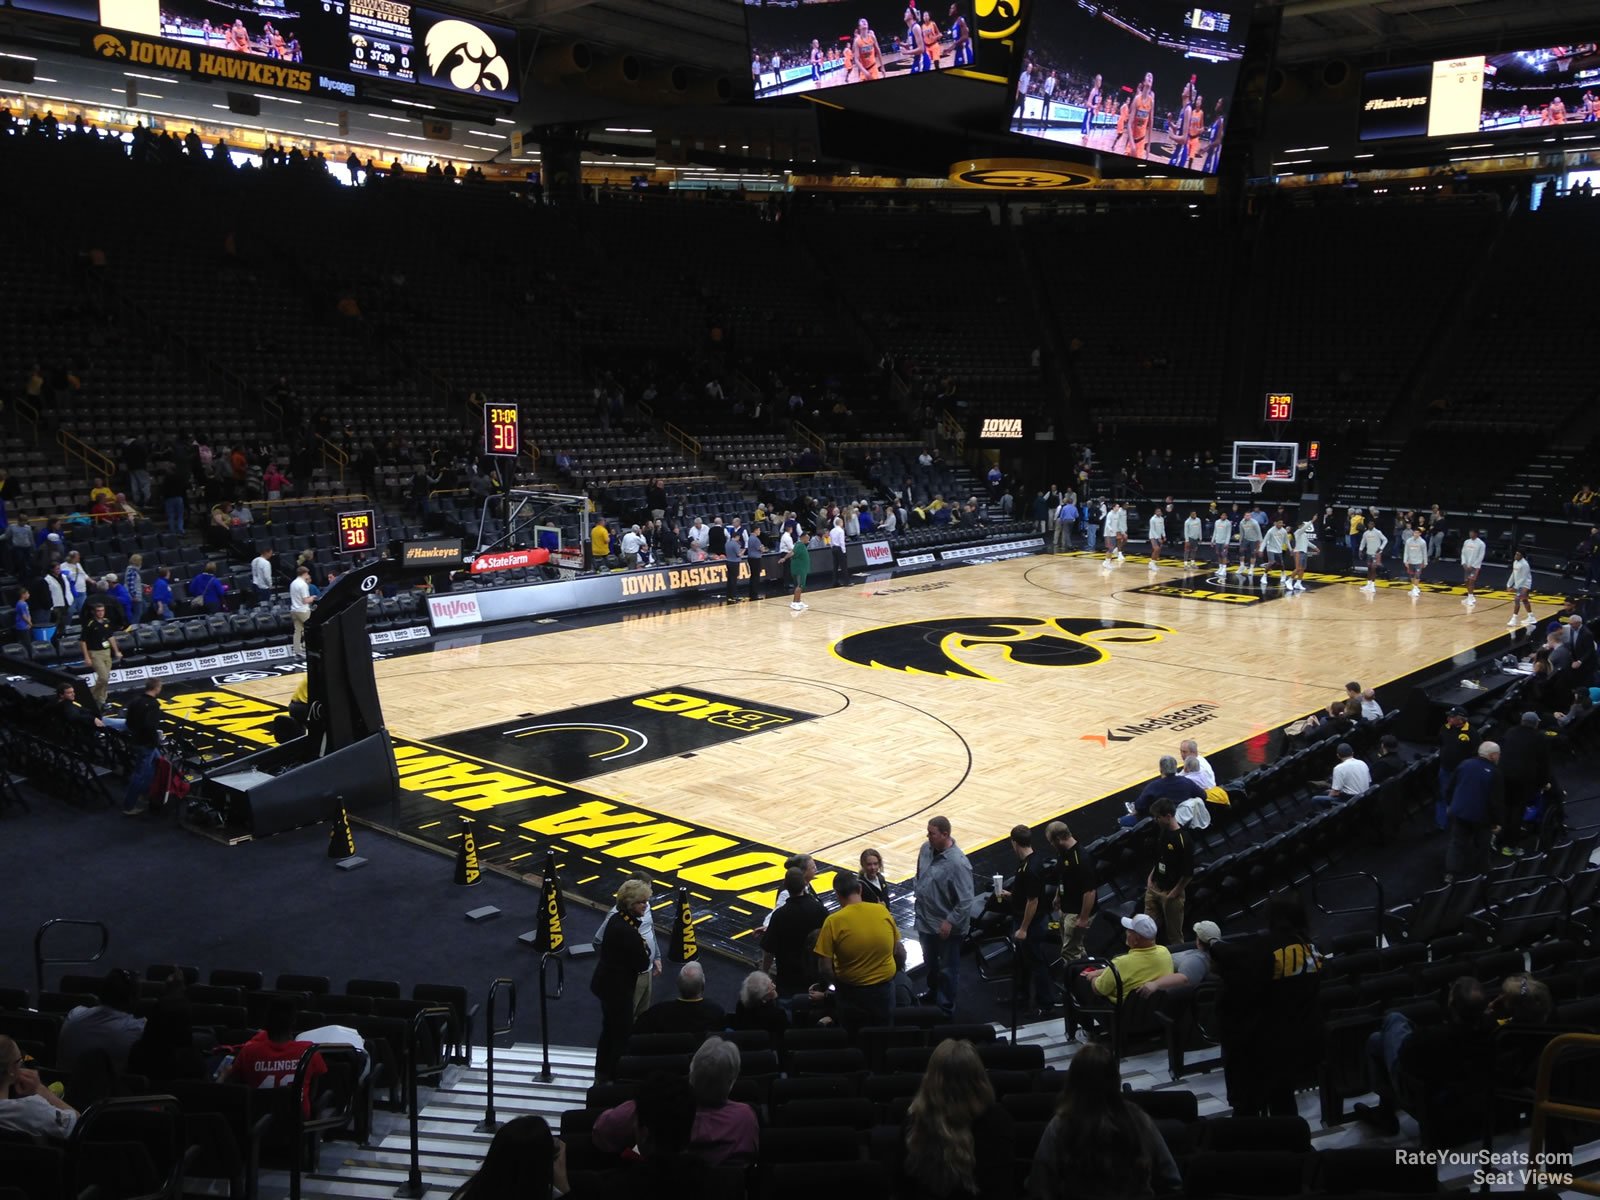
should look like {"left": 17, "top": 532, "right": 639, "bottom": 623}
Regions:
{"left": 591, "top": 879, "right": 652, "bottom": 1081}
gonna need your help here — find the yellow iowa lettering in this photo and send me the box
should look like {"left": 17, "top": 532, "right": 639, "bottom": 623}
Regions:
{"left": 518, "top": 800, "right": 653, "bottom": 836}
{"left": 570, "top": 821, "right": 737, "bottom": 871}
{"left": 393, "top": 744, "right": 565, "bottom": 810}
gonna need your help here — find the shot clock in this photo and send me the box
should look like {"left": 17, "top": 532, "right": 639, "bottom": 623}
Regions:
{"left": 1264, "top": 393, "right": 1294, "bottom": 423}
{"left": 337, "top": 509, "right": 376, "bottom": 555}
{"left": 484, "top": 402, "right": 520, "bottom": 457}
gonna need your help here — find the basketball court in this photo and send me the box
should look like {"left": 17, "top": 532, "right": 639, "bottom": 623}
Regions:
{"left": 167, "top": 541, "right": 1562, "bottom": 951}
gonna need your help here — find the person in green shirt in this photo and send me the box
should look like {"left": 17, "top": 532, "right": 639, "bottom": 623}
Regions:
{"left": 779, "top": 525, "right": 810, "bottom": 611}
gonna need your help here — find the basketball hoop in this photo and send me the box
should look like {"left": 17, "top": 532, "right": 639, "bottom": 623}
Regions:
{"left": 1248, "top": 474, "right": 1269, "bottom": 496}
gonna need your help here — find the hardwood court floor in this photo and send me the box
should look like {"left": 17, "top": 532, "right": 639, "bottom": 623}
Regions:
{"left": 227, "top": 553, "right": 1556, "bottom": 879}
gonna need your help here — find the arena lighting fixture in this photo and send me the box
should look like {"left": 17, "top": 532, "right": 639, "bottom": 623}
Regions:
{"left": 603, "top": 127, "right": 651, "bottom": 133}
{"left": 463, "top": 143, "right": 500, "bottom": 151}
{"left": 124, "top": 71, "right": 178, "bottom": 82}
{"left": 494, "top": 117, "right": 514, "bottom": 124}
{"left": 256, "top": 94, "right": 302, "bottom": 104}
{"left": 392, "top": 99, "right": 436, "bottom": 109}
{"left": 0, "top": 52, "right": 37, "bottom": 61}
{"left": 108, "top": 86, "right": 162, "bottom": 98}
{"left": 473, "top": 131, "right": 506, "bottom": 138}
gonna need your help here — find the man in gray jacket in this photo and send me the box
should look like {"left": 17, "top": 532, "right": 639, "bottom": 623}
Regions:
{"left": 915, "top": 815, "right": 975, "bottom": 1017}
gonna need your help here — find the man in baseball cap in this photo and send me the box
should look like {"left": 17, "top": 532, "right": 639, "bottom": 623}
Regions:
{"left": 1079, "top": 912, "right": 1174, "bottom": 1003}
{"left": 1132, "top": 920, "right": 1223, "bottom": 997}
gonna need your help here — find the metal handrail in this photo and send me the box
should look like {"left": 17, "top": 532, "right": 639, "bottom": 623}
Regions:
{"left": 14, "top": 395, "right": 40, "bottom": 439}
{"left": 317, "top": 436, "right": 348, "bottom": 481}
{"left": 56, "top": 428, "right": 116, "bottom": 480}
{"left": 476, "top": 978, "right": 516, "bottom": 1133}
{"left": 790, "top": 419, "right": 826, "bottom": 454}
{"left": 1526, "top": 1032, "right": 1600, "bottom": 1196}
{"left": 1310, "top": 871, "right": 1385, "bottom": 947}
{"left": 394, "top": 1005, "right": 457, "bottom": 1199}
{"left": 661, "top": 422, "right": 701, "bottom": 460}
{"left": 33, "top": 918, "right": 110, "bottom": 997}
{"left": 537, "top": 953, "right": 565, "bottom": 1084}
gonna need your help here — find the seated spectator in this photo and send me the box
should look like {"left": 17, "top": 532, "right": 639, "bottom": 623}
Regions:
{"left": 114, "top": 493, "right": 138, "bottom": 522}
{"left": 899, "top": 1038, "right": 1015, "bottom": 1200}
{"left": 1315, "top": 742, "right": 1372, "bottom": 806}
{"left": 1369, "top": 733, "right": 1406, "bottom": 784}
{"left": 1178, "top": 739, "right": 1214, "bottom": 787}
{"left": 1119, "top": 755, "right": 1203, "bottom": 827}
{"left": 57, "top": 968, "right": 146, "bottom": 1075}
{"left": 573, "top": 1074, "right": 704, "bottom": 1196}
{"left": 127, "top": 994, "right": 209, "bottom": 1081}
{"left": 450, "top": 1114, "right": 566, "bottom": 1199}
{"left": 1556, "top": 685, "right": 1595, "bottom": 729}
{"left": 1026, "top": 1043, "right": 1181, "bottom": 1199}
{"left": 1081, "top": 914, "right": 1174, "bottom": 1004}
{"left": 88, "top": 476, "right": 114, "bottom": 506}
{"left": 1490, "top": 974, "right": 1554, "bottom": 1026}
{"left": 726, "top": 970, "right": 788, "bottom": 1039}
{"left": 1355, "top": 976, "right": 1490, "bottom": 1136}
{"left": 1360, "top": 687, "right": 1384, "bottom": 722}
{"left": 1566, "top": 483, "right": 1596, "bottom": 520}
{"left": 1178, "top": 755, "right": 1209, "bottom": 791}
{"left": 221, "top": 996, "right": 325, "bottom": 1115}
{"left": 1136, "top": 920, "right": 1222, "bottom": 996}
{"left": 1341, "top": 682, "right": 1365, "bottom": 720}
{"left": 593, "top": 1037, "right": 757, "bottom": 1167}
{"left": 0, "top": 1034, "right": 79, "bottom": 1139}
{"left": 631, "top": 962, "right": 727, "bottom": 1038}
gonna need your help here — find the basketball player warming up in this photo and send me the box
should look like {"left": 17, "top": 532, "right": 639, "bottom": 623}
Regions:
{"left": 1129, "top": 74, "right": 1155, "bottom": 160}
{"left": 854, "top": 20, "right": 883, "bottom": 81}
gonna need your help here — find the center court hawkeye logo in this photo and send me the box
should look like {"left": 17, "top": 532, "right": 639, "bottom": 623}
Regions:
{"left": 424, "top": 18, "right": 510, "bottom": 93}
{"left": 831, "top": 616, "right": 1170, "bottom": 681}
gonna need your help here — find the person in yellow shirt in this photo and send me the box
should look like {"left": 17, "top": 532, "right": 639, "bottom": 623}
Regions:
{"left": 1085, "top": 914, "right": 1174, "bottom": 1002}
{"left": 89, "top": 477, "right": 115, "bottom": 507}
{"left": 814, "top": 871, "right": 900, "bottom": 1032}
{"left": 590, "top": 522, "right": 611, "bottom": 564}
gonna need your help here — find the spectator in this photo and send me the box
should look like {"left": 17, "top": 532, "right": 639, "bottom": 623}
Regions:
{"left": 590, "top": 879, "right": 651, "bottom": 1081}
{"left": 88, "top": 476, "right": 115, "bottom": 507}
{"left": 1178, "top": 755, "right": 1209, "bottom": 791}
{"left": 1026, "top": 1042, "right": 1182, "bottom": 1199}
{"left": 1359, "top": 687, "right": 1384, "bottom": 721}
{"left": 1136, "top": 920, "right": 1223, "bottom": 996}
{"left": 450, "top": 1114, "right": 566, "bottom": 1200}
{"left": 149, "top": 567, "right": 174, "bottom": 622}
{"left": 221, "top": 996, "right": 326, "bottom": 1114}
{"left": 1355, "top": 976, "right": 1490, "bottom": 1136}
{"left": 761, "top": 867, "right": 827, "bottom": 997}
{"left": 1436, "top": 707, "right": 1478, "bottom": 831}
{"left": 11, "top": 586, "right": 30, "bottom": 646}
{"left": 1315, "top": 742, "right": 1372, "bottom": 806}
{"left": 576, "top": 1075, "right": 702, "bottom": 1193}
{"left": 250, "top": 546, "right": 275, "bottom": 607}
{"left": 814, "top": 870, "right": 900, "bottom": 1032}
{"left": 103, "top": 573, "right": 134, "bottom": 628}
{"left": 1207, "top": 893, "right": 1323, "bottom": 1117}
{"left": 1566, "top": 482, "right": 1595, "bottom": 520}
{"left": 61, "top": 550, "right": 89, "bottom": 616}
{"left": 189, "top": 562, "right": 226, "bottom": 613}
{"left": 764, "top": 853, "right": 818, "bottom": 927}
{"left": 1177, "top": 739, "right": 1214, "bottom": 787}
{"left": 590, "top": 521, "right": 611, "bottom": 564}
{"left": 1081, "top": 914, "right": 1173, "bottom": 1004}
{"left": 1120, "top": 755, "right": 1203, "bottom": 827}
{"left": 262, "top": 462, "right": 289, "bottom": 500}
{"left": 1445, "top": 742, "right": 1503, "bottom": 883}
{"left": 0, "top": 1034, "right": 79, "bottom": 1139}
{"left": 160, "top": 466, "right": 188, "bottom": 534}
{"left": 858, "top": 847, "right": 891, "bottom": 905}
{"left": 42, "top": 562, "right": 70, "bottom": 647}
{"left": 619, "top": 524, "right": 645, "bottom": 568}
{"left": 1144, "top": 799, "right": 1190, "bottom": 940}
{"left": 1499, "top": 711, "right": 1552, "bottom": 837}
{"left": 632, "top": 962, "right": 727, "bottom": 1038}
{"left": 1002, "top": 824, "right": 1054, "bottom": 1017}
{"left": 127, "top": 994, "right": 208, "bottom": 1081}
{"left": 594, "top": 1037, "right": 757, "bottom": 1167}
{"left": 726, "top": 971, "right": 787, "bottom": 1039}
{"left": 1340, "top": 682, "right": 1365, "bottom": 720}
{"left": 1369, "top": 733, "right": 1406, "bottom": 785}
{"left": 290, "top": 566, "right": 314, "bottom": 656}
{"left": 1047, "top": 820, "right": 1095, "bottom": 963}
{"left": 117, "top": 678, "right": 164, "bottom": 816}
{"left": 592, "top": 877, "right": 662, "bottom": 1019}
{"left": 5, "top": 512, "right": 32, "bottom": 577}
{"left": 80, "top": 599, "right": 123, "bottom": 705}
{"left": 915, "top": 815, "right": 974, "bottom": 1018}
{"left": 57, "top": 967, "right": 146, "bottom": 1075}
{"left": 900, "top": 1038, "right": 1015, "bottom": 1200}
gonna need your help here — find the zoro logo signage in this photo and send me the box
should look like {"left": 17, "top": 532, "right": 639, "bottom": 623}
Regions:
{"left": 424, "top": 18, "right": 510, "bottom": 94}
{"left": 831, "top": 617, "right": 1170, "bottom": 681}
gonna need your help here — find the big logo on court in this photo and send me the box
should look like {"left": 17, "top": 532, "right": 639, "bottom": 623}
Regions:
{"left": 831, "top": 617, "right": 1170, "bottom": 681}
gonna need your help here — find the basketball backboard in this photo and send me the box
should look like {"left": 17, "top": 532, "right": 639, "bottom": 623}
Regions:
{"left": 1231, "top": 441, "right": 1298, "bottom": 483}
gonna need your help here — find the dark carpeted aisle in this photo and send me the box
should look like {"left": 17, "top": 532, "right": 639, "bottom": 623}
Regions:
{"left": 0, "top": 792, "right": 767, "bottom": 1046}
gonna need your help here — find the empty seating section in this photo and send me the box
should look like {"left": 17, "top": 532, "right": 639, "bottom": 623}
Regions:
{"left": 1029, "top": 209, "right": 1228, "bottom": 427}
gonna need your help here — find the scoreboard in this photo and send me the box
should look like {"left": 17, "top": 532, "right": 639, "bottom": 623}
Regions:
{"left": 338, "top": 509, "right": 376, "bottom": 555}
{"left": 484, "top": 402, "right": 520, "bottom": 457}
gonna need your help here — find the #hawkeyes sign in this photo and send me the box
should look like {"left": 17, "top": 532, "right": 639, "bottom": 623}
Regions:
{"left": 830, "top": 617, "right": 1170, "bottom": 681}
{"left": 951, "top": 158, "right": 1099, "bottom": 189}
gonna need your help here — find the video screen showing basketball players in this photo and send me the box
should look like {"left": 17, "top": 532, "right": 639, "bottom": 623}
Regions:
{"left": 1008, "top": 0, "right": 1250, "bottom": 174}
{"left": 747, "top": 0, "right": 977, "bottom": 99}
{"left": 101, "top": 0, "right": 342, "bottom": 60}
{"left": 1480, "top": 44, "right": 1600, "bottom": 132}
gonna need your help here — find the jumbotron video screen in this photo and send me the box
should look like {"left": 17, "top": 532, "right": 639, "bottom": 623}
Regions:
{"left": 747, "top": 0, "right": 982, "bottom": 100}
{"left": 1009, "top": 0, "right": 1251, "bottom": 174}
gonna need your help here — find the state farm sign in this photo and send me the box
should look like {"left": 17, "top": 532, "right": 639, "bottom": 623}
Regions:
{"left": 469, "top": 548, "right": 550, "bottom": 574}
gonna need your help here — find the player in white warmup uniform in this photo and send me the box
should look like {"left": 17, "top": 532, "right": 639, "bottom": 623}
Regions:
{"left": 1458, "top": 530, "right": 1486, "bottom": 606}
{"left": 1238, "top": 509, "right": 1262, "bottom": 577}
{"left": 1262, "top": 519, "right": 1289, "bottom": 587}
{"left": 1183, "top": 512, "right": 1202, "bottom": 568}
{"left": 1104, "top": 502, "right": 1128, "bottom": 564}
{"left": 1290, "top": 519, "right": 1316, "bottom": 591}
{"left": 1401, "top": 524, "right": 1428, "bottom": 596}
{"left": 1147, "top": 510, "right": 1166, "bottom": 571}
{"left": 1507, "top": 550, "right": 1533, "bottom": 627}
{"left": 1209, "top": 514, "right": 1233, "bottom": 583}
{"left": 1358, "top": 524, "right": 1388, "bottom": 593}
